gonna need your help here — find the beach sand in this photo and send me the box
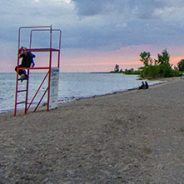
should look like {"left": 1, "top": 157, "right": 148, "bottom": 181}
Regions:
{"left": 0, "top": 77, "right": 184, "bottom": 183}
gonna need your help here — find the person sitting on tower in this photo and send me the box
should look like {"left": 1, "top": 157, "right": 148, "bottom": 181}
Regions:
{"left": 15, "top": 47, "right": 35, "bottom": 81}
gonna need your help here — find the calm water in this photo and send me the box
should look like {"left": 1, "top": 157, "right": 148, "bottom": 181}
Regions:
{"left": 0, "top": 72, "right": 160, "bottom": 113}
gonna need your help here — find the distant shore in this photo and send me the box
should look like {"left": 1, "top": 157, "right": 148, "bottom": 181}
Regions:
{"left": 0, "top": 77, "right": 184, "bottom": 183}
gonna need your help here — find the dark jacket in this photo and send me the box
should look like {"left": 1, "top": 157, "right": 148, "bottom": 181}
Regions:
{"left": 20, "top": 52, "right": 35, "bottom": 67}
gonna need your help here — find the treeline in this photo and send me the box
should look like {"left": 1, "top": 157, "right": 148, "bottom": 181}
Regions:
{"left": 139, "top": 49, "right": 182, "bottom": 79}
{"left": 111, "top": 49, "right": 184, "bottom": 79}
{"left": 110, "top": 64, "right": 140, "bottom": 74}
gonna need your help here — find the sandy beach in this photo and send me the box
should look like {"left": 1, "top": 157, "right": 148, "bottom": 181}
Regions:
{"left": 0, "top": 77, "right": 184, "bottom": 183}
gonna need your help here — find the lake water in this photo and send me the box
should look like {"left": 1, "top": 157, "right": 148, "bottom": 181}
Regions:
{"left": 0, "top": 72, "right": 160, "bottom": 113}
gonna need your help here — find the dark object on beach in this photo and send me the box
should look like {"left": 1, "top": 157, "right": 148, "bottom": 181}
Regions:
{"left": 139, "top": 81, "right": 145, "bottom": 89}
{"left": 145, "top": 81, "right": 149, "bottom": 89}
{"left": 139, "top": 81, "right": 149, "bottom": 89}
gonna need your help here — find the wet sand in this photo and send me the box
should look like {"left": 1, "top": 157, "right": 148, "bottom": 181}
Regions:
{"left": 0, "top": 77, "right": 184, "bottom": 183}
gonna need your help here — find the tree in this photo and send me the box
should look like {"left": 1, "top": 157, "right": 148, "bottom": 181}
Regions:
{"left": 139, "top": 49, "right": 180, "bottom": 79}
{"left": 177, "top": 59, "right": 184, "bottom": 71}
{"left": 114, "top": 64, "right": 119, "bottom": 72}
{"left": 140, "top": 51, "right": 152, "bottom": 66}
{"left": 156, "top": 49, "right": 173, "bottom": 77}
{"left": 156, "top": 49, "right": 170, "bottom": 65}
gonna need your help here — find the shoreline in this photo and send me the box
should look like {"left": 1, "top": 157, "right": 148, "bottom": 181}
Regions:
{"left": 0, "top": 77, "right": 177, "bottom": 119}
{"left": 1, "top": 76, "right": 181, "bottom": 116}
{"left": 1, "top": 78, "right": 165, "bottom": 115}
{"left": 0, "top": 72, "right": 165, "bottom": 114}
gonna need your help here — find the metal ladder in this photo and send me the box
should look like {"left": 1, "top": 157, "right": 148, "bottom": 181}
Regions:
{"left": 14, "top": 70, "right": 30, "bottom": 116}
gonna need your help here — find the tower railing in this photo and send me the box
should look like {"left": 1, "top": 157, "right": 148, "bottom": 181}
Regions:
{"left": 14, "top": 26, "right": 62, "bottom": 116}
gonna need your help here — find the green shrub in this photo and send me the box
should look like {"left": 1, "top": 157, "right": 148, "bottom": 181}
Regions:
{"left": 123, "top": 68, "right": 140, "bottom": 75}
{"left": 140, "top": 65, "right": 160, "bottom": 79}
{"left": 140, "top": 64, "right": 180, "bottom": 79}
{"left": 159, "top": 64, "right": 173, "bottom": 77}
{"left": 177, "top": 59, "right": 184, "bottom": 71}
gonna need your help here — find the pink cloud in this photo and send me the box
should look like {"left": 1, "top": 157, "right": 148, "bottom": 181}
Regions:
{"left": 61, "top": 47, "right": 144, "bottom": 72}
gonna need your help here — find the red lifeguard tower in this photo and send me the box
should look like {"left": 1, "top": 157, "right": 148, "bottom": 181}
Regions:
{"left": 14, "top": 26, "right": 62, "bottom": 116}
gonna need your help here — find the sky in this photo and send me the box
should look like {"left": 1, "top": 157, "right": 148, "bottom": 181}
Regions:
{"left": 1, "top": 0, "right": 184, "bottom": 72}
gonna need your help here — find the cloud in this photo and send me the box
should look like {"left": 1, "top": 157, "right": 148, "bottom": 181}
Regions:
{"left": 1, "top": 0, "right": 184, "bottom": 50}
{"left": 153, "top": 6, "right": 184, "bottom": 23}
{"left": 73, "top": 0, "right": 163, "bottom": 19}
{"left": 1, "top": 0, "right": 184, "bottom": 72}
{"left": 68, "top": 0, "right": 184, "bottom": 50}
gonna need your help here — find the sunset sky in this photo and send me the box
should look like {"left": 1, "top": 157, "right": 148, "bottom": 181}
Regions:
{"left": 1, "top": 0, "right": 184, "bottom": 72}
